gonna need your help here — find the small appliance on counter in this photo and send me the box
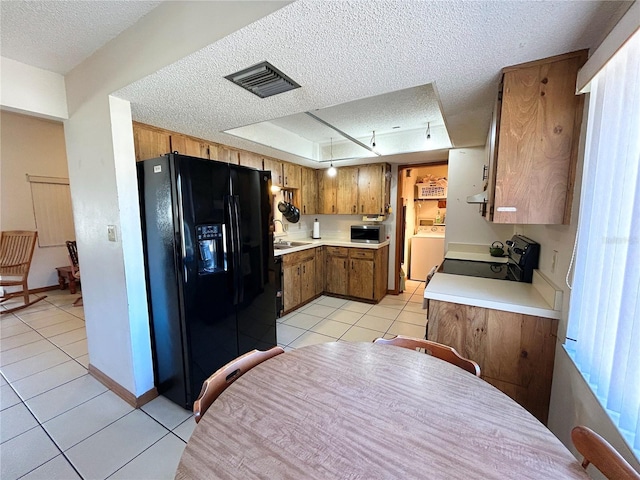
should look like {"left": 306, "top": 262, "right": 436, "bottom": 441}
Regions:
{"left": 438, "top": 235, "right": 540, "bottom": 282}
{"left": 350, "top": 225, "right": 385, "bottom": 244}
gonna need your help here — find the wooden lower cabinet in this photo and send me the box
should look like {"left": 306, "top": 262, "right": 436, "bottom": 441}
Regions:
{"left": 325, "top": 247, "right": 349, "bottom": 296}
{"left": 282, "top": 249, "right": 317, "bottom": 313}
{"left": 325, "top": 246, "right": 388, "bottom": 302}
{"left": 426, "top": 299, "right": 558, "bottom": 424}
{"left": 314, "top": 247, "right": 324, "bottom": 296}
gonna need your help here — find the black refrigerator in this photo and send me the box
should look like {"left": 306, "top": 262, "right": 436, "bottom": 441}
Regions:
{"left": 137, "top": 153, "right": 277, "bottom": 409}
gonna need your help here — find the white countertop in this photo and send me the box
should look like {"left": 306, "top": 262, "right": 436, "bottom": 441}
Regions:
{"left": 423, "top": 245, "right": 562, "bottom": 319}
{"left": 424, "top": 273, "right": 561, "bottom": 319}
{"left": 273, "top": 237, "right": 390, "bottom": 256}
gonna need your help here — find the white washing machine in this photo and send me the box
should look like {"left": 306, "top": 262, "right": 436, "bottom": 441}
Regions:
{"left": 409, "top": 226, "right": 445, "bottom": 281}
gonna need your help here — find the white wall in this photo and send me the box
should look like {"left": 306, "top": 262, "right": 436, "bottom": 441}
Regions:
{"left": 445, "top": 147, "right": 513, "bottom": 248}
{"left": 0, "top": 57, "right": 68, "bottom": 120}
{"left": 0, "top": 111, "right": 71, "bottom": 288}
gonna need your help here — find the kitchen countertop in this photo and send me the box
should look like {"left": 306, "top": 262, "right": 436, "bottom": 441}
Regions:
{"left": 423, "top": 248, "right": 562, "bottom": 319}
{"left": 273, "top": 237, "right": 391, "bottom": 256}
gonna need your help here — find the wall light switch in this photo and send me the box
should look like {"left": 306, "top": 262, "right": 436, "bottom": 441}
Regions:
{"left": 107, "top": 225, "right": 117, "bottom": 242}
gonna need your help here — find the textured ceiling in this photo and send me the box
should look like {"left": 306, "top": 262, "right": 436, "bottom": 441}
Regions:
{"left": 114, "top": 0, "right": 630, "bottom": 166}
{"left": 0, "top": 1, "right": 161, "bottom": 74}
{"left": 1, "top": 0, "right": 631, "bottom": 166}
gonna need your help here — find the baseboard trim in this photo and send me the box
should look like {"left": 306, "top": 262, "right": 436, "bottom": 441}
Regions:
{"left": 88, "top": 364, "right": 158, "bottom": 408}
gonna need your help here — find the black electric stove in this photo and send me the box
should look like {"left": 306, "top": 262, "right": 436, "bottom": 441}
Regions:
{"left": 439, "top": 235, "right": 540, "bottom": 283}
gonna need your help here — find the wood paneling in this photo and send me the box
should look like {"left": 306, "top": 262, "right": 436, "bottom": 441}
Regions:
{"left": 314, "top": 247, "right": 324, "bottom": 296}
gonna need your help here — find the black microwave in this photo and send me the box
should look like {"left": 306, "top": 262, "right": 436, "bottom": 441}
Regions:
{"left": 350, "top": 225, "right": 385, "bottom": 244}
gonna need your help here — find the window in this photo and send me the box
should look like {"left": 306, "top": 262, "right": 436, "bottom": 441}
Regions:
{"left": 565, "top": 30, "right": 640, "bottom": 458}
{"left": 27, "top": 175, "right": 76, "bottom": 247}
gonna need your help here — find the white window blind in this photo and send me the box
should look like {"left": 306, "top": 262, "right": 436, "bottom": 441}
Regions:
{"left": 565, "top": 30, "right": 640, "bottom": 458}
{"left": 27, "top": 175, "right": 76, "bottom": 247}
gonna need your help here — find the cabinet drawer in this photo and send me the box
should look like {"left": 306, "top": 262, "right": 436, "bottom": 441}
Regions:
{"left": 325, "top": 246, "right": 349, "bottom": 257}
{"left": 282, "top": 249, "right": 314, "bottom": 265}
{"left": 349, "top": 249, "right": 374, "bottom": 260}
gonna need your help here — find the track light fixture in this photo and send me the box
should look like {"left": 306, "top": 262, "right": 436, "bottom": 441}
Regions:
{"left": 426, "top": 122, "right": 431, "bottom": 140}
{"left": 370, "top": 130, "right": 376, "bottom": 148}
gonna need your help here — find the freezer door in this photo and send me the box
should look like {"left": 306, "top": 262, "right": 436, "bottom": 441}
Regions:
{"left": 231, "top": 166, "right": 277, "bottom": 353}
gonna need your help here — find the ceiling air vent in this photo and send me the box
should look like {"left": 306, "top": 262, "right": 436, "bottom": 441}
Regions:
{"left": 225, "top": 61, "right": 300, "bottom": 98}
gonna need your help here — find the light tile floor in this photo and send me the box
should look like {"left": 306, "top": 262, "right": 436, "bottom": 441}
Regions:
{"left": 0, "top": 281, "right": 427, "bottom": 479}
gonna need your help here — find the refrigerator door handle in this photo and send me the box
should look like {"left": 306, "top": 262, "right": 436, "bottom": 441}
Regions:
{"left": 232, "top": 196, "right": 244, "bottom": 304}
{"left": 226, "top": 196, "right": 240, "bottom": 305}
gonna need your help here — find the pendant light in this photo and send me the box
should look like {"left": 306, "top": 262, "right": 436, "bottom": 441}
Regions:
{"left": 327, "top": 137, "right": 337, "bottom": 177}
{"left": 425, "top": 122, "right": 431, "bottom": 140}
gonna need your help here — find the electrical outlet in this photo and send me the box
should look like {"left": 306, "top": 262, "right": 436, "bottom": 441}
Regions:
{"left": 107, "top": 225, "right": 117, "bottom": 242}
{"left": 551, "top": 250, "right": 558, "bottom": 273}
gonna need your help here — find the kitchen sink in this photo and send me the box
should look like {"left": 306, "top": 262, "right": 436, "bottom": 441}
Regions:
{"left": 273, "top": 241, "right": 311, "bottom": 250}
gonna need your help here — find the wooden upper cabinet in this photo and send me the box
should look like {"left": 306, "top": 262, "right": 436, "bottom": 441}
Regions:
{"left": 209, "top": 144, "right": 239, "bottom": 164}
{"left": 357, "top": 164, "right": 389, "bottom": 215}
{"left": 492, "top": 50, "right": 587, "bottom": 224}
{"left": 264, "top": 158, "right": 283, "bottom": 187}
{"left": 318, "top": 169, "right": 338, "bottom": 214}
{"left": 301, "top": 167, "right": 317, "bottom": 215}
{"left": 133, "top": 123, "right": 170, "bottom": 162}
{"left": 238, "top": 151, "right": 263, "bottom": 170}
{"left": 170, "top": 134, "right": 207, "bottom": 158}
{"left": 283, "top": 163, "right": 301, "bottom": 189}
{"left": 337, "top": 167, "right": 359, "bottom": 214}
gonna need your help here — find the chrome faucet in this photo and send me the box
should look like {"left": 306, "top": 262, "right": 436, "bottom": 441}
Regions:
{"left": 272, "top": 219, "right": 284, "bottom": 237}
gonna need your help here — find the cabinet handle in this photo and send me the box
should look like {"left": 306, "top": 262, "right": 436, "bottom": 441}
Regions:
{"left": 297, "top": 266, "right": 300, "bottom": 275}
{"left": 303, "top": 265, "right": 306, "bottom": 274}
{"left": 351, "top": 261, "right": 354, "bottom": 270}
{"left": 361, "top": 205, "right": 364, "bottom": 213}
{"left": 482, "top": 165, "right": 489, "bottom": 181}
{"left": 343, "top": 260, "right": 346, "bottom": 269}
{"left": 285, "top": 176, "right": 288, "bottom": 185}
{"left": 332, "top": 205, "right": 335, "bottom": 213}
{"left": 303, "top": 205, "right": 306, "bottom": 214}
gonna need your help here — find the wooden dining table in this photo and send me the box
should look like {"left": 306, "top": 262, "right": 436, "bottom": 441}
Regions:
{"left": 175, "top": 341, "right": 589, "bottom": 479}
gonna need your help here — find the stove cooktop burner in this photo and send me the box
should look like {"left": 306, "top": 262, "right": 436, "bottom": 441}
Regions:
{"left": 438, "top": 259, "right": 512, "bottom": 281}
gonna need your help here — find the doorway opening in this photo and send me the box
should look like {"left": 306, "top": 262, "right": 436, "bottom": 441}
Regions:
{"left": 394, "top": 161, "right": 448, "bottom": 293}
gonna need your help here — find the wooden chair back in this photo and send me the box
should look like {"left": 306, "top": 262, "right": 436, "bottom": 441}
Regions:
{"left": 571, "top": 426, "right": 640, "bottom": 480}
{"left": 66, "top": 240, "right": 80, "bottom": 278}
{"left": 193, "top": 346, "right": 285, "bottom": 423}
{"left": 374, "top": 335, "right": 481, "bottom": 377}
{"left": 1, "top": 231, "right": 46, "bottom": 314}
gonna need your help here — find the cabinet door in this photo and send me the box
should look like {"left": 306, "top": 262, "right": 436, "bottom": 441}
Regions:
{"left": 494, "top": 53, "right": 585, "bottom": 224}
{"left": 283, "top": 163, "right": 301, "bottom": 189}
{"left": 325, "top": 255, "right": 348, "bottom": 295}
{"left": 134, "top": 124, "right": 170, "bottom": 162}
{"left": 315, "top": 247, "right": 324, "bottom": 296}
{"left": 239, "top": 151, "right": 263, "bottom": 170}
{"left": 300, "top": 258, "right": 316, "bottom": 303}
{"left": 301, "top": 167, "right": 317, "bottom": 215}
{"left": 264, "top": 158, "right": 283, "bottom": 187}
{"left": 427, "top": 300, "right": 488, "bottom": 368}
{"left": 209, "top": 145, "right": 239, "bottom": 164}
{"left": 318, "top": 170, "right": 338, "bottom": 214}
{"left": 349, "top": 258, "right": 374, "bottom": 300}
{"left": 357, "top": 165, "right": 385, "bottom": 214}
{"left": 170, "top": 134, "right": 205, "bottom": 158}
{"left": 283, "top": 263, "right": 301, "bottom": 312}
{"left": 337, "top": 167, "right": 358, "bottom": 214}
